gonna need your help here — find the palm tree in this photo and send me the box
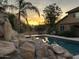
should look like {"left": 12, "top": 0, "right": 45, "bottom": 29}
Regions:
{"left": 17, "top": 0, "right": 40, "bottom": 32}
{"left": 1, "top": 0, "right": 40, "bottom": 33}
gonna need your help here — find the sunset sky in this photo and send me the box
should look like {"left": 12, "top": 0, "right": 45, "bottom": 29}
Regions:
{"left": 7, "top": 0, "right": 79, "bottom": 25}
{"left": 8, "top": 0, "right": 79, "bottom": 14}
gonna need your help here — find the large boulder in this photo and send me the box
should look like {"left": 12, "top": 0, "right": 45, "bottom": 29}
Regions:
{"left": 20, "top": 40, "right": 35, "bottom": 59}
{"left": 48, "top": 49, "right": 57, "bottom": 59}
{"left": 50, "top": 44, "right": 65, "bottom": 54}
{"left": 49, "top": 44, "right": 73, "bottom": 59}
{"left": 0, "top": 40, "right": 16, "bottom": 57}
{"left": 34, "top": 38, "right": 49, "bottom": 59}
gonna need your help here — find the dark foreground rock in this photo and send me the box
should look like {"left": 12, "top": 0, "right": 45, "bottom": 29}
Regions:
{"left": 0, "top": 40, "right": 16, "bottom": 57}
{"left": 0, "top": 38, "right": 73, "bottom": 59}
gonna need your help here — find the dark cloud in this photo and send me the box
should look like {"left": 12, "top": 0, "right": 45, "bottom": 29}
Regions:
{"left": 25, "top": 0, "right": 79, "bottom": 13}
{"left": 9, "top": 0, "right": 79, "bottom": 13}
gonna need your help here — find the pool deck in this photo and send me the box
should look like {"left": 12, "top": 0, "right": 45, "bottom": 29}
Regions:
{"left": 74, "top": 55, "right": 79, "bottom": 59}
{"left": 24, "top": 34, "right": 79, "bottom": 42}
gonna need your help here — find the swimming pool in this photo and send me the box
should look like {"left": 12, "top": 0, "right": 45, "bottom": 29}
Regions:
{"left": 48, "top": 37, "right": 79, "bottom": 55}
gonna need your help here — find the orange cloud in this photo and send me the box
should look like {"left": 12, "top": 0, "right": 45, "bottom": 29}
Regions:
{"left": 21, "top": 14, "right": 45, "bottom": 26}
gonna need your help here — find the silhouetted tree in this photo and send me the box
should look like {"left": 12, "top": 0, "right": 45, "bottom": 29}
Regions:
{"left": 16, "top": 0, "right": 40, "bottom": 32}
{"left": 43, "top": 3, "right": 62, "bottom": 34}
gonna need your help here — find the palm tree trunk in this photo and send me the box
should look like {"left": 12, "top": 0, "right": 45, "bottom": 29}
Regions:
{"left": 25, "top": 18, "right": 32, "bottom": 36}
{"left": 18, "top": 0, "right": 21, "bottom": 33}
{"left": 18, "top": 10, "right": 21, "bottom": 32}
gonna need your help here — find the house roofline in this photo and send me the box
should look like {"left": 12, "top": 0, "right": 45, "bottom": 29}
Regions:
{"left": 66, "top": 7, "right": 79, "bottom": 13}
{"left": 56, "top": 15, "right": 68, "bottom": 24}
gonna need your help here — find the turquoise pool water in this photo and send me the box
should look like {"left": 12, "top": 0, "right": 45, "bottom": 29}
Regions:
{"left": 48, "top": 37, "right": 79, "bottom": 55}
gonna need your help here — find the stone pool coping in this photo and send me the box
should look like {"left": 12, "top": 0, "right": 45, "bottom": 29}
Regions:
{"left": 24, "top": 34, "right": 79, "bottom": 42}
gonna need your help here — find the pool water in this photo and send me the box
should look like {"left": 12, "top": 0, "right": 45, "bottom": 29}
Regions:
{"left": 48, "top": 37, "right": 79, "bottom": 55}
